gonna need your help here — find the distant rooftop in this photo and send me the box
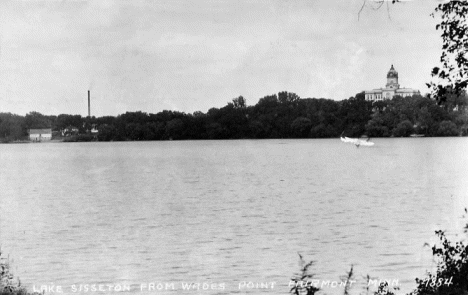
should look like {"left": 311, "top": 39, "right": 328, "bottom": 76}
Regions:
{"left": 29, "top": 128, "right": 52, "bottom": 134}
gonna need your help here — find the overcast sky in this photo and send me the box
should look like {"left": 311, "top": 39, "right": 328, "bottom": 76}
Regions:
{"left": 0, "top": 0, "right": 442, "bottom": 117}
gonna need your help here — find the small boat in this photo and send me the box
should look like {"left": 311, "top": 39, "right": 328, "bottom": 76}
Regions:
{"left": 410, "top": 134, "right": 425, "bottom": 138}
{"left": 340, "top": 136, "right": 374, "bottom": 147}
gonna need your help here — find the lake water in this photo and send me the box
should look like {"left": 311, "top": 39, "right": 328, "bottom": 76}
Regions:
{"left": 1, "top": 138, "right": 467, "bottom": 295}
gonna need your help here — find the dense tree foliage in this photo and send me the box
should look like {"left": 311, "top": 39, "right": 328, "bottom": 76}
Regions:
{"left": 1, "top": 92, "right": 467, "bottom": 142}
{"left": 428, "top": 1, "right": 468, "bottom": 105}
{"left": 410, "top": 229, "right": 468, "bottom": 295}
{"left": 0, "top": 113, "right": 24, "bottom": 142}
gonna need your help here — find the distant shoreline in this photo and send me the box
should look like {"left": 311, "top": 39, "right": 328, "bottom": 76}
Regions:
{"left": 2, "top": 93, "right": 467, "bottom": 142}
{"left": 2, "top": 135, "right": 467, "bottom": 145}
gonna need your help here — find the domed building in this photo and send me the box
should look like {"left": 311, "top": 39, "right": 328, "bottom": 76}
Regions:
{"left": 364, "top": 65, "right": 420, "bottom": 101}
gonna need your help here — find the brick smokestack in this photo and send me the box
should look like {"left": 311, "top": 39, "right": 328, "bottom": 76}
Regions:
{"left": 88, "top": 90, "right": 90, "bottom": 117}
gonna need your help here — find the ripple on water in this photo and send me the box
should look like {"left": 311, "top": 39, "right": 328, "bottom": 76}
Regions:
{"left": 1, "top": 139, "right": 467, "bottom": 295}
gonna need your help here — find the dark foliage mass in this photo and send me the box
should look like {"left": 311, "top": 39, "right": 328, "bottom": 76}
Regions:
{"left": 428, "top": 1, "right": 468, "bottom": 105}
{"left": 410, "top": 230, "right": 468, "bottom": 295}
{"left": 1, "top": 92, "right": 467, "bottom": 142}
{"left": 409, "top": 210, "right": 468, "bottom": 295}
{"left": 0, "top": 248, "right": 33, "bottom": 295}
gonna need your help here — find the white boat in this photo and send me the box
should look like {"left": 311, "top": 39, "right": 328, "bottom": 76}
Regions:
{"left": 340, "top": 136, "right": 374, "bottom": 146}
{"left": 340, "top": 136, "right": 355, "bottom": 143}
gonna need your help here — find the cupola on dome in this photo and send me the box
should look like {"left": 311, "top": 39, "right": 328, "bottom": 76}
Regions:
{"left": 387, "top": 64, "right": 398, "bottom": 78}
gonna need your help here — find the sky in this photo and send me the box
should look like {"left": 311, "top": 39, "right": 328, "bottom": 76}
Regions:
{"left": 0, "top": 0, "right": 443, "bottom": 117}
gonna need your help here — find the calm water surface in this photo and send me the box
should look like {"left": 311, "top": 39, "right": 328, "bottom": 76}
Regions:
{"left": 1, "top": 139, "right": 467, "bottom": 295}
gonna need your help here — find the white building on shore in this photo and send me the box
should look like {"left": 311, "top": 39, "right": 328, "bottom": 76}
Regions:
{"left": 365, "top": 65, "right": 420, "bottom": 101}
{"left": 29, "top": 129, "right": 52, "bottom": 141}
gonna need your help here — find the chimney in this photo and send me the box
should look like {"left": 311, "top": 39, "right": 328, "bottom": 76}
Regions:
{"left": 88, "top": 90, "right": 90, "bottom": 117}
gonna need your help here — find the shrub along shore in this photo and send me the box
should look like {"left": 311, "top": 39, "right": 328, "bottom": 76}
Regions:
{"left": 1, "top": 91, "right": 467, "bottom": 143}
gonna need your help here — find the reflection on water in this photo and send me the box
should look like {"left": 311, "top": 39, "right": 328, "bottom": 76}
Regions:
{"left": 1, "top": 138, "right": 467, "bottom": 294}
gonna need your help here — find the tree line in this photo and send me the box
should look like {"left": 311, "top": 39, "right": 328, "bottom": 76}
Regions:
{"left": 1, "top": 91, "right": 467, "bottom": 142}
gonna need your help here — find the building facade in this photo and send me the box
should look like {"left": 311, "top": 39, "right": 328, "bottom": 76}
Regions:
{"left": 365, "top": 65, "right": 420, "bottom": 101}
{"left": 29, "top": 129, "right": 52, "bottom": 141}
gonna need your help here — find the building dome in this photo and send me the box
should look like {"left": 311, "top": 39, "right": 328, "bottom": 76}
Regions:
{"left": 387, "top": 64, "right": 398, "bottom": 78}
{"left": 364, "top": 64, "right": 419, "bottom": 101}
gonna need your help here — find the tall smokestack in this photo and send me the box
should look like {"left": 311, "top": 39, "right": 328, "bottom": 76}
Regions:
{"left": 88, "top": 90, "right": 90, "bottom": 117}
